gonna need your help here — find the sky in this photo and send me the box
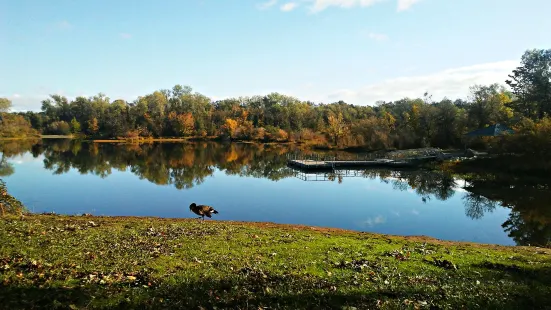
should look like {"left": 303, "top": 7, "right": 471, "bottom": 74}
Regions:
{"left": 1, "top": 0, "right": 550, "bottom": 111}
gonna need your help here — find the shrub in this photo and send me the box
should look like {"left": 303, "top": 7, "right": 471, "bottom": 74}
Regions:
{"left": 0, "top": 113, "right": 39, "bottom": 138}
{"left": 46, "top": 121, "right": 71, "bottom": 135}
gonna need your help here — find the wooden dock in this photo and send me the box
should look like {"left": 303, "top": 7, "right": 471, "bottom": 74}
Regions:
{"left": 286, "top": 149, "right": 444, "bottom": 171}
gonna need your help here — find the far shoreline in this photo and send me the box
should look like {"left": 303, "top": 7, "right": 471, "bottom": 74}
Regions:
{"left": 4, "top": 135, "right": 404, "bottom": 152}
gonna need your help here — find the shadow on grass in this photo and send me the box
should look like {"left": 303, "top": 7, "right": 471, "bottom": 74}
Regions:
{"left": 1, "top": 267, "right": 551, "bottom": 310}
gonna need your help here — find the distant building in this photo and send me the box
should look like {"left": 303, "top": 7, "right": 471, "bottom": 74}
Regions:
{"left": 464, "top": 123, "right": 514, "bottom": 137}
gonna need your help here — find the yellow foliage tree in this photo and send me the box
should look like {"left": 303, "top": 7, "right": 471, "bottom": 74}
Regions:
{"left": 223, "top": 118, "right": 239, "bottom": 139}
{"left": 327, "top": 112, "right": 349, "bottom": 146}
{"left": 382, "top": 111, "right": 397, "bottom": 129}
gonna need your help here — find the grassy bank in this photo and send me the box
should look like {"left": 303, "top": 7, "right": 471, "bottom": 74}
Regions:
{"left": 1, "top": 215, "right": 550, "bottom": 309}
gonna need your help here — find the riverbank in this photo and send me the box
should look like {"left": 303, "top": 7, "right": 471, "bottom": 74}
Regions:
{"left": 36, "top": 134, "right": 315, "bottom": 147}
{"left": 1, "top": 214, "right": 550, "bottom": 309}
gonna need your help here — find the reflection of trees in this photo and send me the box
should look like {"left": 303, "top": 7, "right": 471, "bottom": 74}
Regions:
{"left": 362, "top": 169, "right": 457, "bottom": 202}
{"left": 27, "top": 140, "right": 295, "bottom": 190}
{"left": 464, "top": 175, "right": 551, "bottom": 247}
{"left": 0, "top": 153, "right": 14, "bottom": 177}
{"left": 463, "top": 192, "right": 497, "bottom": 219}
{"left": 364, "top": 168, "right": 551, "bottom": 247}
{"left": 0, "top": 139, "right": 41, "bottom": 158}
{"left": 0, "top": 139, "right": 42, "bottom": 177}
{"left": 502, "top": 211, "right": 551, "bottom": 248}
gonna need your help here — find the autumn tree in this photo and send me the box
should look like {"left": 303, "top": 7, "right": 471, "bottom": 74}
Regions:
{"left": 0, "top": 98, "right": 11, "bottom": 113}
{"left": 0, "top": 114, "right": 39, "bottom": 138}
{"left": 168, "top": 111, "right": 195, "bottom": 136}
{"left": 222, "top": 118, "right": 239, "bottom": 139}
{"left": 327, "top": 112, "right": 349, "bottom": 146}
{"left": 87, "top": 117, "right": 99, "bottom": 135}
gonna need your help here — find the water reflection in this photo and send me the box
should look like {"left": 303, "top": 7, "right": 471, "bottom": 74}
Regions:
{"left": 7, "top": 139, "right": 296, "bottom": 189}
{"left": 464, "top": 176, "right": 551, "bottom": 247}
{"left": 0, "top": 139, "right": 40, "bottom": 177}
{"left": 0, "top": 155, "right": 14, "bottom": 177}
{"left": 1, "top": 139, "right": 550, "bottom": 247}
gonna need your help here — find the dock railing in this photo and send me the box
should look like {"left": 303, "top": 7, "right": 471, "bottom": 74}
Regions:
{"left": 285, "top": 153, "right": 338, "bottom": 162}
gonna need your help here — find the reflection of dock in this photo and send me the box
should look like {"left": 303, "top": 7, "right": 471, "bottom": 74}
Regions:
{"left": 291, "top": 169, "right": 367, "bottom": 181}
{"left": 287, "top": 159, "right": 413, "bottom": 170}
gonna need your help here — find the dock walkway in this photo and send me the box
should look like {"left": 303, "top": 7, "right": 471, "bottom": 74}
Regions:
{"left": 286, "top": 149, "right": 444, "bottom": 171}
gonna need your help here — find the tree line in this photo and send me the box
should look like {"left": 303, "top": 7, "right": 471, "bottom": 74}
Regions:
{"left": 2, "top": 48, "right": 550, "bottom": 151}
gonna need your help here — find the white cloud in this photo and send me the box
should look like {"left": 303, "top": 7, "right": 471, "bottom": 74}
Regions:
{"left": 261, "top": 0, "right": 424, "bottom": 13}
{"left": 397, "top": 0, "right": 422, "bottom": 11}
{"left": 325, "top": 60, "right": 518, "bottom": 105}
{"left": 307, "top": 0, "right": 385, "bottom": 13}
{"left": 5, "top": 94, "right": 48, "bottom": 112}
{"left": 362, "top": 215, "right": 386, "bottom": 227}
{"left": 8, "top": 92, "right": 127, "bottom": 112}
{"left": 257, "top": 0, "right": 278, "bottom": 9}
{"left": 367, "top": 32, "right": 389, "bottom": 41}
{"left": 281, "top": 2, "right": 299, "bottom": 11}
{"left": 10, "top": 153, "right": 43, "bottom": 165}
{"left": 119, "top": 33, "right": 132, "bottom": 39}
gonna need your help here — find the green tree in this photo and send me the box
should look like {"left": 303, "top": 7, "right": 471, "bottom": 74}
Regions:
{"left": 506, "top": 48, "right": 551, "bottom": 119}
{"left": 467, "top": 84, "right": 514, "bottom": 128}
{"left": 70, "top": 117, "right": 81, "bottom": 134}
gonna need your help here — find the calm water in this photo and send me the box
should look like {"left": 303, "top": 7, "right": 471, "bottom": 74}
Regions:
{"left": 1, "top": 139, "right": 550, "bottom": 247}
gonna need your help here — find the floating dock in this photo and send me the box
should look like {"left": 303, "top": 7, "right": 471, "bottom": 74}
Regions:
{"left": 286, "top": 148, "right": 444, "bottom": 171}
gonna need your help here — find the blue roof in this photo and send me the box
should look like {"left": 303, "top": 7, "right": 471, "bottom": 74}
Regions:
{"left": 465, "top": 123, "right": 514, "bottom": 137}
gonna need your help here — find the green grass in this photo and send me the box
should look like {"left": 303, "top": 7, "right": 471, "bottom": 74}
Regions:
{"left": 1, "top": 215, "right": 550, "bottom": 309}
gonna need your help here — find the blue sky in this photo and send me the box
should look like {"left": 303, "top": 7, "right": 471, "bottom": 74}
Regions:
{"left": 1, "top": 0, "right": 549, "bottom": 111}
